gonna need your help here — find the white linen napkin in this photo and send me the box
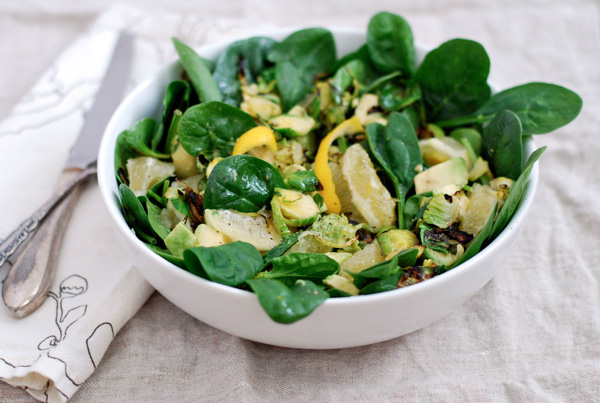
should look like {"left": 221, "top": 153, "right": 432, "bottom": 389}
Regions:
{"left": 0, "top": 4, "right": 266, "bottom": 402}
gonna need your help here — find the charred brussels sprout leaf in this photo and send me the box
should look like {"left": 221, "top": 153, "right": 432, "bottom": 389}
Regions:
{"left": 367, "top": 12, "right": 415, "bottom": 76}
{"left": 416, "top": 38, "right": 491, "bottom": 122}
{"left": 184, "top": 242, "right": 263, "bottom": 287}
{"left": 286, "top": 169, "right": 320, "bottom": 191}
{"left": 268, "top": 28, "right": 336, "bottom": 110}
{"left": 246, "top": 278, "right": 329, "bottom": 324}
{"left": 482, "top": 109, "right": 523, "bottom": 180}
{"left": 172, "top": 38, "right": 222, "bottom": 103}
{"left": 213, "top": 37, "right": 278, "bottom": 106}
{"left": 178, "top": 101, "right": 256, "bottom": 159}
{"left": 204, "top": 155, "right": 286, "bottom": 212}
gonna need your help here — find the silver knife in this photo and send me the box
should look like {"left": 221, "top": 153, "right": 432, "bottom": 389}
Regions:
{"left": 1, "top": 32, "right": 133, "bottom": 318}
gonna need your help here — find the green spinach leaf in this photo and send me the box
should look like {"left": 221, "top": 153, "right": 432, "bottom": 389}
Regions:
{"left": 124, "top": 119, "right": 170, "bottom": 159}
{"left": 261, "top": 232, "right": 301, "bottom": 269}
{"left": 204, "top": 155, "right": 286, "bottom": 212}
{"left": 367, "top": 11, "right": 415, "bottom": 76}
{"left": 268, "top": 28, "right": 336, "bottom": 110}
{"left": 145, "top": 243, "right": 186, "bottom": 269}
{"left": 482, "top": 110, "right": 523, "bottom": 180}
{"left": 477, "top": 83, "right": 583, "bottom": 135}
{"left": 246, "top": 278, "right": 329, "bottom": 324}
{"left": 119, "top": 184, "right": 156, "bottom": 242}
{"left": 366, "top": 112, "right": 422, "bottom": 226}
{"left": 360, "top": 272, "right": 403, "bottom": 295}
{"left": 263, "top": 253, "right": 339, "bottom": 282}
{"left": 213, "top": 37, "right": 277, "bottom": 106}
{"left": 146, "top": 200, "right": 171, "bottom": 240}
{"left": 379, "top": 81, "right": 421, "bottom": 112}
{"left": 331, "top": 59, "right": 368, "bottom": 104}
{"left": 416, "top": 38, "right": 491, "bottom": 121}
{"left": 184, "top": 241, "right": 263, "bottom": 287}
{"left": 172, "top": 38, "right": 222, "bottom": 103}
{"left": 489, "top": 146, "right": 546, "bottom": 239}
{"left": 152, "top": 80, "right": 191, "bottom": 151}
{"left": 178, "top": 101, "right": 256, "bottom": 159}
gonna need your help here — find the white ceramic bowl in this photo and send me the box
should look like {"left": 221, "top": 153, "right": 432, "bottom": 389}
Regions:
{"left": 97, "top": 28, "right": 538, "bottom": 349}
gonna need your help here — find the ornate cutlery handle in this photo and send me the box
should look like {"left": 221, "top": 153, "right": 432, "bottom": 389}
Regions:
{"left": 0, "top": 165, "right": 96, "bottom": 267}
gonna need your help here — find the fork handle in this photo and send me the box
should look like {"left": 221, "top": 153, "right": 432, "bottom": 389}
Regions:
{"left": 2, "top": 169, "right": 85, "bottom": 318}
{"left": 0, "top": 165, "right": 96, "bottom": 267}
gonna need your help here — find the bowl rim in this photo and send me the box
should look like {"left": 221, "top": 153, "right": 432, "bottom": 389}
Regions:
{"left": 97, "top": 27, "right": 539, "bottom": 311}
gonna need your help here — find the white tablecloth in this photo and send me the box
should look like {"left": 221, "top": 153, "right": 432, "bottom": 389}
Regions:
{"left": 1, "top": 0, "right": 599, "bottom": 401}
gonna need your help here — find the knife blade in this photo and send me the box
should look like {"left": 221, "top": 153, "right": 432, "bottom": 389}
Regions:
{"left": 1, "top": 31, "right": 134, "bottom": 317}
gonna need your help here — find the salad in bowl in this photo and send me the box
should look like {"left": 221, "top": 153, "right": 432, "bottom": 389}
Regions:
{"left": 106, "top": 12, "right": 581, "bottom": 333}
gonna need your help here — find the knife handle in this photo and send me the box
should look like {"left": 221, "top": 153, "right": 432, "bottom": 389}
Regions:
{"left": 0, "top": 165, "right": 96, "bottom": 268}
{"left": 2, "top": 169, "right": 86, "bottom": 318}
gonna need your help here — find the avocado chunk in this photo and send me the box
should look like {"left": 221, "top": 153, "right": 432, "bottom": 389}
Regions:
{"left": 414, "top": 157, "right": 469, "bottom": 194}
{"left": 324, "top": 274, "right": 360, "bottom": 296}
{"left": 164, "top": 221, "right": 197, "bottom": 258}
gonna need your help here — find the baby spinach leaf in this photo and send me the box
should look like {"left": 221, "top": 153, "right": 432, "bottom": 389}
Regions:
{"left": 114, "top": 130, "right": 139, "bottom": 180}
{"left": 145, "top": 243, "right": 186, "bottom": 269}
{"left": 164, "top": 110, "right": 183, "bottom": 155}
{"left": 359, "top": 272, "right": 403, "bottom": 295}
{"left": 184, "top": 241, "right": 263, "bottom": 287}
{"left": 482, "top": 110, "right": 523, "bottom": 180}
{"left": 476, "top": 83, "right": 583, "bottom": 135}
{"left": 366, "top": 112, "right": 422, "bottom": 226}
{"left": 268, "top": 28, "right": 336, "bottom": 110}
{"left": 379, "top": 82, "right": 421, "bottom": 112}
{"left": 263, "top": 253, "right": 339, "bottom": 282}
{"left": 262, "top": 232, "right": 301, "bottom": 269}
{"left": 152, "top": 80, "right": 191, "bottom": 151}
{"left": 275, "top": 61, "right": 313, "bottom": 110}
{"left": 331, "top": 59, "right": 368, "bottom": 104}
{"left": 213, "top": 37, "right": 277, "bottom": 106}
{"left": 124, "top": 119, "right": 170, "bottom": 159}
{"left": 146, "top": 200, "right": 171, "bottom": 240}
{"left": 367, "top": 11, "right": 415, "bottom": 76}
{"left": 352, "top": 248, "right": 418, "bottom": 288}
{"left": 331, "top": 43, "right": 370, "bottom": 73}
{"left": 490, "top": 146, "right": 546, "bottom": 240}
{"left": 451, "top": 203, "right": 498, "bottom": 268}
{"left": 246, "top": 278, "right": 329, "bottom": 324}
{"left": 416, "top": 38, "right": 491, "bottom": 121}
{"left": 178, "top": 101, "right": 256, "bottom": 159}
{"left": 172, "top": 38, "right": 222, "bottom": 103}
{"left": 449, "top": 128, "right": 482, "bottom": 157}
{"left": 119, "top": 184, "right": 155, "bottom": 241}
{"left": 204, "top": 155, "right": 286, "bottom": 212}
{"left": 286, "top": 169, "right": 320, "bottom": 191}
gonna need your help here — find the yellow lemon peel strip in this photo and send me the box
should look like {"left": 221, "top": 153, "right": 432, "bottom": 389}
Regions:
{"left": 314, "top": 117, "right": 364, "bottom": 214}
{"left": 232, "top": 126, "right": 278, "bottom": 156}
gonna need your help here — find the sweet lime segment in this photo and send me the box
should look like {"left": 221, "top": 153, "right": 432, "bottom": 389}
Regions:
{"left": 459, "top": 183, "right": 503, "bottom": 237}
{"left": 340, "top": 144, "right": 396, "bottom": 230}
{"left": 340, "top": 241, "right": 386, "bottom": 280}
{"left": 126, "top": 156, "right": 175, "bottom": 196}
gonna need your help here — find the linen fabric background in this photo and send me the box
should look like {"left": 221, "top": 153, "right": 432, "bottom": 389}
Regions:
{"left": 1, "top": 0, "right": 599, "bottom": 401}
